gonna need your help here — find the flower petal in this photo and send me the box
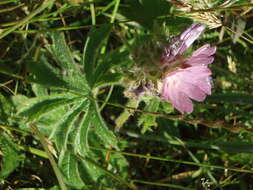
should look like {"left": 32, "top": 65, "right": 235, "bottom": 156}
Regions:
{"left": 179, "top": 23, "right": 206, "bottom": 54}
{"left": 192, "top": 44, "right": 216, "bottom": 57}
{"left": 164, "top": 78, "right": 194, "bottom": 114}
{"left": 179, "top": 81, "right": 207, "bottom": 102}
{"left": 186, "top": 55, "right": 214, "bottom": 66}
{"left": 161, "top": 65, "right": 212, "bottom": 114}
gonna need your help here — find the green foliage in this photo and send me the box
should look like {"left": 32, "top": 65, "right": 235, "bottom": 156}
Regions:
{"left": 83, "top": 24, "right": 113, "bottom": 87}
{"left": 89, "top": 100, "right": 118, "bottom": 148}
{"left": 52, "top": 100, "right": 88, "bottom": 151}
{"left": 0, "top": 133, "right": 24, "bottom": 180}
{"left": 121, "top": 0, "right": 171, "bottom": 28}
{"left": 138, "top": 97, "right": 160, "bottom": 133}
{"left": 1, "top": 0, "right": 253, "bottom": 189}
{"left": 58, "top": 151, "right": 86, "bottom": 189}
{"left": 26, "top": 56, "right": 72, "bottom": 90}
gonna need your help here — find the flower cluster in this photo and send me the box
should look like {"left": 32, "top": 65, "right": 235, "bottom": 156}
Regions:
{"left": 123, "top": 23, "right": 216, "bottom": 114}
{"left": 160, "top": 23, "right": 216, "bottom": 113}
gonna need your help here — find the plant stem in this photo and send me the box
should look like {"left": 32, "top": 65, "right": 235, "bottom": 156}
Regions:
{"left": 30, "top": 123, "right": 67, "bottom": 190}
{"left": 0, "top": 0, "right": 56, "bottom": 39}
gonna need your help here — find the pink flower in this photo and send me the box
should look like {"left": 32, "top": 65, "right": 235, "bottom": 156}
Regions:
{"left": 160, "top": 24, "right": 216, "bottom": 114}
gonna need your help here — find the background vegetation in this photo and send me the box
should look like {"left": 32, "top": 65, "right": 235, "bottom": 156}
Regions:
{"left": 1, "top": 0, "right": 253, "bottom": 189}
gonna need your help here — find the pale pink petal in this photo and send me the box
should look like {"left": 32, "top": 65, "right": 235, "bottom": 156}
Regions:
{"left": 161, "top": 65, "right": 212, "bottom": 114}
{"left": 179, "top": 81, "right": 207, "bottom": 101}
{"left": 192, "top": 45, "right": 216, "bottom": 57}
{"left": 179, "top": 23, "right": 206, "bottom": 54}
{"left": 181, "top": 66, "right": 212, "bottom": 80}
{"left": 170, "top": 91, "right": 194, "bottom": 114}
{"left": 164, "top": 78, "right": 193, "bottom": 114}
{"left": 195, "top": 77, "right": 212, "bottom": 95}
{"left": 186, "top": 56, "right": 214, "bottom": 66}
{"left": 161, "top": 23, "right": 206, "bottom": 63}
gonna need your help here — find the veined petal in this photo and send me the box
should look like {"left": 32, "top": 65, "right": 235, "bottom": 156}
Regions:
{"left": 186, "top": 56, "right": 214, "bottom": 66}
{"left": 161, "top": 23, "right": 206, "bottom": 63}
{"left": 179, "top": 81, "right": 207, "bottom": 102}
{"left": 192, "top": 44, "right": 216, "bottom": 57}
{"left": 161, "top": 65, "right": 212, "bottom": 114}
{"left": 163, "top": 77, "right": 193, "bottom": 114}
{"left": 179, "top": 23, "right": 206, "bottom": 54}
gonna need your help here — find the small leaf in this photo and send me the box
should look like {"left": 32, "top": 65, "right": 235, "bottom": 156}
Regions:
{"left": 83, "top": 24, "right": 112, "bottom": 87}
{"left": 0, "top": 94, "right": 13, "bottom": 123}
{"left": 31, "top": 83, "right": 48, "bottom": 97}
{"left": 233, "top": 18, "right": 246, "bottom": 44}
{"left": 0, "top": 133, "right": 24, "bottom": 180}
{"left": 138, "top": 98, "right": 160, "bottom": 133}
{"left": 115, "top": 99, "right": 140, "bottom": 131}
{"left": 216, "top": 141, "right": 253, "bottom": 154}
{"left": 82, "top": 156, "right": 135, "bottom": 190}
{"left": 49, "top": 32, "right": 76, "bottom": 70}
{"left": 94, "top": 73, "right": 122, "bottom": 88}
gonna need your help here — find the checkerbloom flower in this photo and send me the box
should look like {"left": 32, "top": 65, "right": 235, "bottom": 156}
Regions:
{"left": 160, "top": 23, "right": 216, "bottom": 114}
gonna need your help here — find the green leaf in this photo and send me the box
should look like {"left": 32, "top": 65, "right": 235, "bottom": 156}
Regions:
{"left": 27, "top": 56, "right": 71, "bottom": 89}
{"left": 52, "top": 100, "right": 89, "bottom": 151}
{"left": 47, "top": 32, "right": 89, "bottom": 90}
{"left": 115, "top": 99, "right": 140, "bottom": 131}
{"left": 121, "top": 0, "right": 171, "bottom": 28}
{"left": 138, "top": 98, "right": 160, "bottom": 133}
{"left": 31, "top": 83, "right": 48, "bottom": 97}
{"left": 0, "top": 133, "right": 24, "bottom": 180}
{"left": 89, "top": 100, "right": 118, "bottom": 148}
{"left": 206, "top": 93, "right": 253, "bottom": 104}
{"left": 81, "top": 156, "right": 135, "bottom": 190}
{"left": 73, "top": 102, "right": 91, "bottom": 156}
{"left": 49, "top": 32, "right": 76, "bottom": 71}
{"left": 216, "top": 141, "right": 253, "bottom": 154}
{"left": 93, "top": 73, "right": 122, "bottom": 88}
{"left": 17, "top": 94, "right": 81, "bottom": 122}
{"left": 0, "top": 94, "right": 13, "bottom": 123}
{"left": 58, "top": 151, "right": 86, "bottom": 189}
{"left": 93, "top": 50, "right": 128, "bottom": 87}
{"left": 32, "top": 106, "right": 68, "bottom": 136}
{"left": 16, "top": 187, "right": 59, "bottom": 190}
{"left": 83, "top": 24, "right": 112, "bottom": 87}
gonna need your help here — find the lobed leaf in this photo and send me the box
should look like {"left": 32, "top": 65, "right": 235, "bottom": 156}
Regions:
{"left": 47, "top": 32, "right": 89, "bottom": 90}
{"left": 73, "top": 102, "right": 91, "bottom": 156}
{"left": 17, "top": 94, "right": 81, "bottom": 122}
{"left": 58, "top": 151, "right": 86, "bottom": 189}
{"left": 89, "top": 100, "right": 118, "bottom": 149}
{"left": 52, "top": 99, "right": 89, "bottom": 151}
{"left": 83, "top": 24, "right": 112, "bottom": 87}
{"left": 27, "top": 56, "right": 71, "bottom": 89}
{"left": 0, "top": 133, "right": 24, "bottom": 180}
